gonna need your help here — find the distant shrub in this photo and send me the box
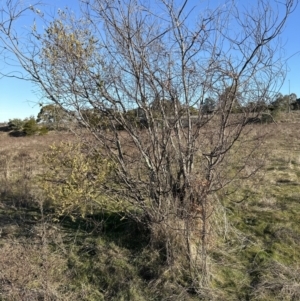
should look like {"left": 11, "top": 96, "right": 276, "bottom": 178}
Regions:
{"left": 23, "top": 118, "right": 39, "bottom": 136}
{"left": 7, "top": 117, "right": 49, "bottom": 136}
{"left": 8, "top": 118, "right": 26, "bottom": 131}
{"left": 39, "top": 125, "right": 49, "bottom": 135}
{"left": 37, "top": 104, "right": 69, "bottom": 130}
{"left": 261, "top": 113, "right": 275, "bottom": 123}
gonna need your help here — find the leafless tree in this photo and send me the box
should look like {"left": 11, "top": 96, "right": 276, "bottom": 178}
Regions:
{"left": 0, "top": 0, "right": 297, "bottom": 293}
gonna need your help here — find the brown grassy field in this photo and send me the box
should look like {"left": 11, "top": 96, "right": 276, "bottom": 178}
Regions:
{"left": 0, "top": 119, "right": 300, "bottom": 300}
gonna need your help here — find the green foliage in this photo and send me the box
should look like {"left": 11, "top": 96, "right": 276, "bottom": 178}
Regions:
{"left": 42, "top": 17, "right": 98, "bottom": 98}
{"left": 37, "top": 104, "right": 67, "bottom": 130}
{"left": 39, "top": 125, "right": 49, "bottom": 135}
{"left": 8, "top": 118, "right": 26, "bottom": 131}
{"left": 150, "top": 98, "right": 181, "bottom": 117}
{"left": 219, "top": 85, "right": 243, "bottom": 113}
{"left": 188, "top": 106, "right": 198, "bottom": 115}
{"left": 124, "top": 109, "right": 139, "bottom": 125}
{"left": 201, "top": 98, "right": 215, "bottom": 113}
{"left": 7, "top": 116, "right": 49, "bottom": 136}
{"left": 39, "top": 142, "right": 122, "bottom": 220}
{"left": 123, "top": 109, "right": 145, "bottom": 129}
{"left": 261, "top": 112, "right": 275, "bottom": 123}
{"left": 43, "top": 19, "right": 96, "bottom": 66}
{"left": 245, "top": 100, "right": 268, "bottom": 113}
{"left": 81, "top": 109, "right": 110, "bottom": 130}
{"left": 213, "top": 128, "right": 300, "bottom": 299}
{"left": 271, "top": 93, "right": 291, "bottom": 112}
{"left": 23, "top": 117, "right": 39, "bottom": 136}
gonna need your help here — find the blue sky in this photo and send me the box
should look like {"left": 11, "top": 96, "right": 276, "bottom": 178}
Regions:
{"left": 1, "top": 0, "right": 299, "bottom": 122}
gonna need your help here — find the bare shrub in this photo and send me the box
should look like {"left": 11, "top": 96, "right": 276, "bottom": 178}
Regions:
{"left": 0, "top": 0, "right": 297, "bottom": 295}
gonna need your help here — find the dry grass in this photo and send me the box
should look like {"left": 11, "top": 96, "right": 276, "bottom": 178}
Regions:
{"left": 0, "top": 130, "right": 75, "bottom": 153}
{"left": 0, "top": 119, "right": 300, "bottom": 300}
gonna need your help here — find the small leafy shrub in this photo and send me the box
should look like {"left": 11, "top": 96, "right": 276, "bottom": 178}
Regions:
{"left": 261, "top": 112, "right": 276, "bottom": 123}
{"left": 39, "top": 142, "right": 121, "bottom": 220}
{"left": 39, "top": 125, "right": 49, "bottom": 135}
{"left": 23, "top": 117, "right": 39, "bottom": 136}
{"left": 8, "top": 118, "right": 26, "bottom": 131}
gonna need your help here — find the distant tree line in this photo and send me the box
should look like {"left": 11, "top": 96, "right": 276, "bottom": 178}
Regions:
{"left": 6, "top": 92, "right": 299, "bottom": 137}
